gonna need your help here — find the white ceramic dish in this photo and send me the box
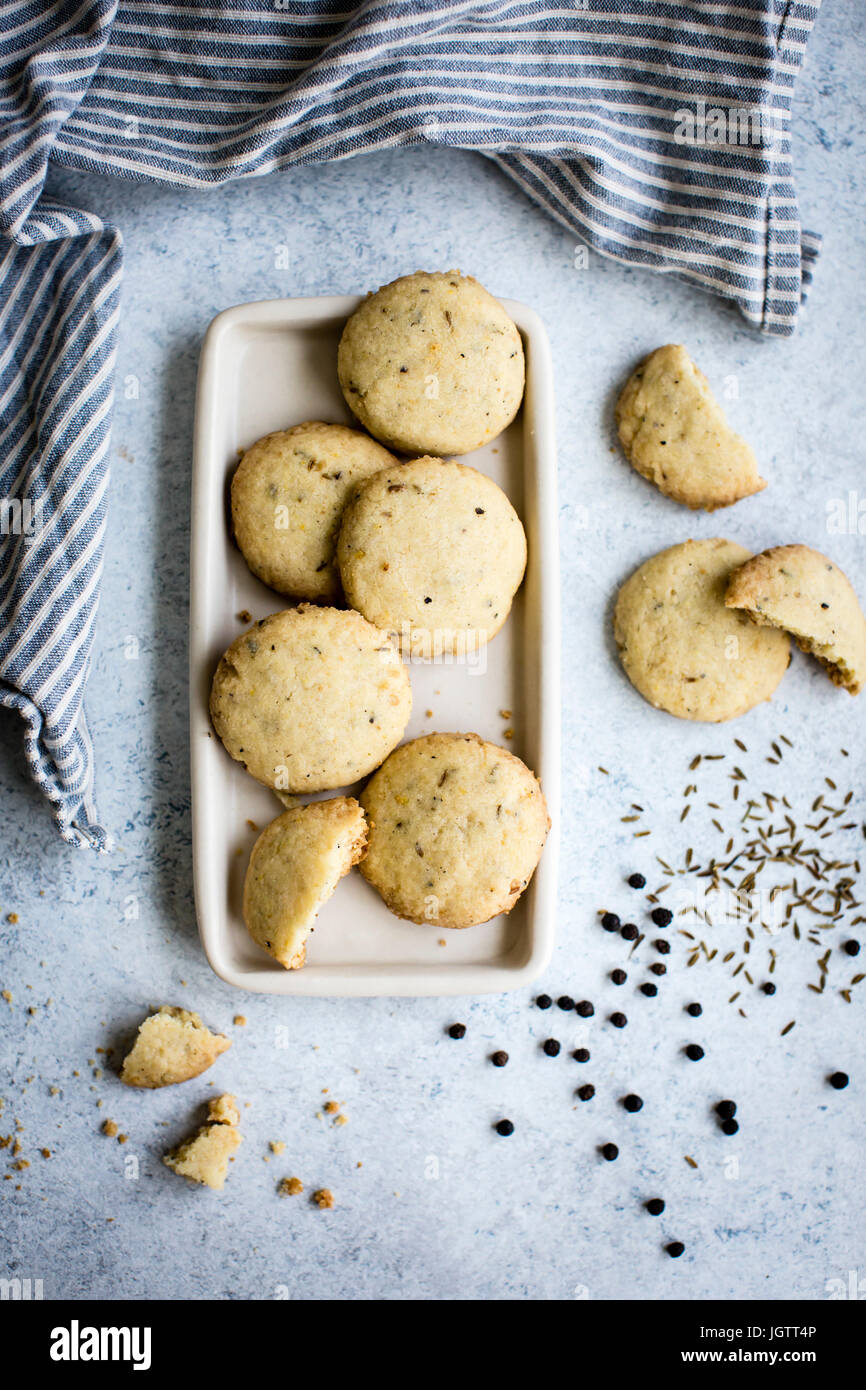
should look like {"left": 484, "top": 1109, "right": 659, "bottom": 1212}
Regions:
{"left": 190, "top": 293, "right": 560, "bottom": 996}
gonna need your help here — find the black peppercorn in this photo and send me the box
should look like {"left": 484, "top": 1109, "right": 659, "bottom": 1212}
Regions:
{"left": 761, "top": 981, "right": 776, "bottom": 995}
{"left": 448, "top": 1023, "right": 466, "bottom": 1039}
{"left": 601, "top": 1143, "right": 619, "bottom": 1161}
{"left": 628, "top": 873, "right": 646, "bottom": 889}
{"left": 665, "top": 1241, "right": 685, "bottom": 1258}
{"left": 491, "top": 1050, "right": 509, "bottom": 1067}
{"left": 557, "top": 995, "right": 575, "bottom": 1011}
{"left": 495, "top": 1119, "right": 514, "bottom": 1136}
{"left": 601, "top": 912, "right": 620, "bottom": 932}
{"left": 623, "top": 1093, "right": 643, "bottom": 1112}
{"left": 829, "top": 1072, "right": 849, "bottom": 1090}
{"left": 610, "top": 969, "right": 627, "bottom": 985}
{"left": 684, "top": 1044, "right": 704, "bottom": 1061}
{"left": 720, "top": 1118, "right": 739, "bottom": 1136}
{"left": 645, "top": 1198, "right": 665, "bottom": 1216}
{"left": 686, "top": 1002, "right": 702, "bottom": 1017}
{"left": 621, "top": 923, "right": 639, "bottom": 941}
{"left": 843, "top": 939, "right": 860, "bottom": 957}
{"left": 650, "top": 962, "right": 667, "bottom": 976}
{"left": 542, "top": 1038, "right": 561, "bottom": 1057}
{"left": 575, "top": 999, "right": 594, "bottom": 1018}
{"left": 536, "top": 994, "right": 552, "bottom": 1010}
{"left": 577, "top": 1084, "right": 595, "bottom": 1102}
{"left": 610, "top": 1012, "right": 627, "bottom": 1029}
{"left": 573, "top": 1047, "right": 590, "bottom": 1063}
{"left": 654, "top": 939, "right": 671, "bottom": 954}
{"left": 640, "top": 983, "right": 657, "bottom": 997}
{"left": 651, "top": 907, "right": 673, "bottom": 927}
{"left": 715, "top": 1100, "right": 736, "bottom": 1120}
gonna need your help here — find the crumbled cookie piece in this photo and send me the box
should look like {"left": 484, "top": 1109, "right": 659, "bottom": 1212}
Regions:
{"left": 313, "top": 1188, "right": 335, "bottom": 1210}
{"left": 120, "top": 1006, "right": 230, "bottom": 1088}
{"left": 163, "top": 1094, "right": 242, "bottom": 1191}
{"left": 101, "top": 1118, "right": 118, "bottom": 1138}
{"left": 279, "top": 1176, "right": 304, "bottom": 1197}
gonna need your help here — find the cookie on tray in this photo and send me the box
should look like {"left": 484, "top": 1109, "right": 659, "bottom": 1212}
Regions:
{"left": 613, "top": 538, "right": 790, "bottom": 721}
{"left": 725, "top": 544, "right": 866, "bottom": 695}
{"left": 359, "top": 733, "right": 549, "bottom": 929}
{"left": 243, "top": 797, "right": 368, "bottom": 969}
{"left": 120, "top": 1006, "right": 230, "bottom": 1088}
{"left": 209, "top": 606, "right": 411, "bottom": 792}
{"left": 336, "top": 456, "right": 526, "bottom": 656}
{"left": 615, "top": 345, "right": 766, "bottom": 511}
{"left": 231, "top": 422, "right": 396, "bottom": 601}
{"left": 337, "top": 270, "right": 525, "bottom": 456}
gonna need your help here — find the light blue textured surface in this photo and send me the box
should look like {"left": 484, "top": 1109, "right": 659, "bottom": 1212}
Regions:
{"left": 1, "top": 3, "right": 864, "bottom": 1300}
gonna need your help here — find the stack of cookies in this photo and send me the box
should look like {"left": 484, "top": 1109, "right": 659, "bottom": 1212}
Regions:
{"left": 210, "top": 271, "right": 549, "bottom": 969}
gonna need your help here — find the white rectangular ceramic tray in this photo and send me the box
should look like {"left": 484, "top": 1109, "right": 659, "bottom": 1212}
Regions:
{"left": 190, "top": 293, "right": 560, "bottom": 996}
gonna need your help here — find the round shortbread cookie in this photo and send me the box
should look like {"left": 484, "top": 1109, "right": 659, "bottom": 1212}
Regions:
{"left": 725, "top": 544, "right": 866, "bottom": 696}
{"left": 209, "top": 606, "right": 412, "bottom": 792}
{"left": 243, "top": 797, "right": 368, "bottom": 969}
{"left": 337, "top": 456, "right": 526, "bottom": 656}
{"left": 337, "top": 270, "right": 525, "bottom": 456}
{"left": 359, "top": 733, "right": 549, "bottom": 929}
{"left": 613, "top": 538, "right": 790, "bottom": 721}
{"left": 231, "top": 422, "right": 396, "bottom": 601}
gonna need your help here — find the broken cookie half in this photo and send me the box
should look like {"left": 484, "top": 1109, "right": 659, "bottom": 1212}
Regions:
{"left": 163, "top": 1093, "right": 242, "bottom": 1190}
{"left": 120, "top": 1006, "right": 230, "bottom": 1088}
{"left": 243, "top": 796, "right": 368, "bottom": 969}
{"left": 616, "top": 344, "right": 766, "bottom": 511}
{"left": 726, "top": 544, "right": 866, "bottom": 695}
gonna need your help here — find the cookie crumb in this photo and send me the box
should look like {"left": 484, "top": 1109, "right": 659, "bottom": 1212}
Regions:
{"left": 233, "top": 1015, "right": 247, "bottom": 1026}
{"left": 102, "top": 1118, "right": 118, "bottom": 1137}
{"left": 269, "top": 1140, "right": 285, "bottom": 1155}
{"left": 313, "top": 1187, "right": 334, "bottom": 1210}
{"left": 279, "top": 1176, "right": 303, "bottom": 1196}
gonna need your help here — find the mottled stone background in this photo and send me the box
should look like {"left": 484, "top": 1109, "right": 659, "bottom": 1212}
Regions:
{"left": 1, "top": 2, "right": 863, "bottom": 1301}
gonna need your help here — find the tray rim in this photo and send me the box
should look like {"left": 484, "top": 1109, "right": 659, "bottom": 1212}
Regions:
{"left": 189, "top": 291, "right": 561, "bottom": 997}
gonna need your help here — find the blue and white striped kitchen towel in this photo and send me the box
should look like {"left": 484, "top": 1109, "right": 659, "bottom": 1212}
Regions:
{"left": 0, "top": 1, "right": 822, "bottom": 849}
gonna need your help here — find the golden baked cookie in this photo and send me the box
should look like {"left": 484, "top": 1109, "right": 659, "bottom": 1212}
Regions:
{"left": 120, "top": 1006, "right": 230, "bottom": 1088}
{"left": 337, "top": 270, "right": 525, "bottom": 455}
{"left": 615, "top": 345, "right": 765, "bottom": 510}
{"left": 231, "top": 422, "right": 396, "bottom": 601}
{"left": 613, "top": 538, "right": 790, "bottom": 721}
{"left": 337, "top": 456, "right": 527, "bottom": 656}
{"left": 359, "top": 733, "right": 549, "bottom": 929}
{"left": 243, "top": 797, "right": 368, "bottom": 969}
{"left": 163, "top": 1094, "right": 242, "bottom": 1191}
{"left": 725, "top": 544, "right": 866, "bottom": 695}
{"left": 209, "top": 606, "right": 412, "bottom": 792}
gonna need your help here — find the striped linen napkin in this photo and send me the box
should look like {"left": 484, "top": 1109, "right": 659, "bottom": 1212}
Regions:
{"left": 0, "top": 0, "right": 822, "bottom": 849}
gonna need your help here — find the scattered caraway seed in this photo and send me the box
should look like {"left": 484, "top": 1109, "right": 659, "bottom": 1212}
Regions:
{"left": 684, "top": 1155, "right": 698, "bottom": 1169}
{"left": 601, "top": 1143, "right": 619, "bottom": 1161}
{"left": 447, "top": 1023, "right": 466, "bottom": 1039}
{"left": 491, "top": 1051, "right": 508, "bottom": 1068}
{"left": 684, "top": 1044, "right": 705, "bottom": 1061}
{"left": 665, "top": 1241, "right": 685, "bottom": 1258}
{"left": 828, "top": 1072, "right": 849, "bottom": 1090}
{"left": 645, "top": 1198, "right": 665, "bottom": 1216}
{"left": 542, "top": 1038, "right": 561, "bottom": 1057}
{"left": 495, "top": 1119, "right": 514, "bottom": 1136}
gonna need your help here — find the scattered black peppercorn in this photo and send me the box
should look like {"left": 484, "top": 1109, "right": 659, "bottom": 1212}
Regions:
{"left": 623, "top": 1093, "right": 643, "bottom": 1112}
{"left": 621, "top": 923, "right": 639, "bottom": 941}
{"left": 715, "top": 1100, "right": 737, "bottom": 1120}
{"left": 686, "top": 1002, "right": 702, "bottom": 1017}
{"left": 536, "top": 994, "right": 552, "bottom": 1010}
{"left": 843, "top": 939, "right": 861, "bottom": 957}
{"left": 640, "top": 983, "right": 657, "bottom": 997}
{"left": 654, "top": 939, "right": 671, "bottom": 955}
{"left": 557, "top": 995, "right": 575, "bottom": 1011}
{"left": 542, "top": 1038, "right": 561, "bottom": 1056}
{"left": 651, "top": 907, "right": 673, "bottom": 927}
{"left": 628, "top": 872, "right": 646, "bottom": 889}
{"left": 601, "top": 1143, "right": 619, "bottom": 1161}
{"left": 645, "top": 1198, "right": 665, "bottom": 1216}
{"left": 720, "top": 1118, "right": 739, "bottom": 1136}
{"left": 650, "top": 962, "right": 667, "bottom": 976}
{"left": 575, "top": 1000, "right": 594, "bottom": 1018}
{"left": 610, "top": 1012, "right": 627, "bottom": 1028}
{"left": 829, "top": 1072, "right": 849, "bottom": 1090}
{"left": 611, "top": 969, "right": 627, "bottom": 985}
{"left": 573, "top": 1047, "right": 590, "bottom": 1063}
{"left": 491, "top": 1050, "right": 509, "bottom": 1067}
{"left": 495, "top": 1119, "right": 514, "bottom": 1136}
{"left": 684, "top": 1044, "right": 704, "bottom": 1061}
{"left": 448, "top": 1023, "right": 466, "bottom": 1039}
{"left": 665, "top": 1241, "right": 685, "bottom": 1258}
{"left": 761, "top": 981, "right": 776, "bottom": 995}
{"left": 577, "top": 1084, "right": 595, "bottom": 1101}
{"left": 601, "top": 912, "right": 620, "bottom": 932}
